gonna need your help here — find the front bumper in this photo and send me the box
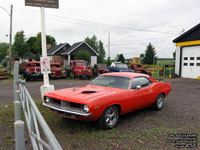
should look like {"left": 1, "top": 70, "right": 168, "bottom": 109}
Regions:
{"left": 42, "top": 102, "right": 92, "bottom": 117}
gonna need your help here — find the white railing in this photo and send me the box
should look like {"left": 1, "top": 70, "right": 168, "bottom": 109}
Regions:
{"left": 14, "top": 61, "right": 62, "bottom": 150}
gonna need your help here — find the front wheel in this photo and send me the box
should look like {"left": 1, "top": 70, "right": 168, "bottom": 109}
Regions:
{"left": 98, "top": 106, "right": 119, "bottom": 130}
{"left": 152, "top": 94, "right": 164, "bottom": 111}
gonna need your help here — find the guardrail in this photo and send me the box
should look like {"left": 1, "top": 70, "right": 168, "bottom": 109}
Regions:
{"left": 14, "top": 61, "right": 62, "bottom": 150}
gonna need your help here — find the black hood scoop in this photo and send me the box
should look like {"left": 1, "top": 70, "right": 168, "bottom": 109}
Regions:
{"left": 81, "top": 91, "right": 97, "bottom": 93}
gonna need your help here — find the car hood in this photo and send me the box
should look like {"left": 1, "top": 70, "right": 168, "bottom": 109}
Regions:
{"left": 45, "top": 85, "right": 121, "bottom": 103}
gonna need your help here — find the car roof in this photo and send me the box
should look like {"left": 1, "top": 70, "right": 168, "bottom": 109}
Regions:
{"left": 102, "top": 72, "right": 150, "bottom": 78}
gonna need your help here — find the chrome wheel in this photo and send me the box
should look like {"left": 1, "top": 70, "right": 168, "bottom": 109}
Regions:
{"left": 152, "top": 94, "right": 164, "bottom": 111}
{"left": 105, "top": 107, "right": 118, "bottom": 127}
{"left": 98, "top": 105, "right": 119, "bottom": 129}
{"left": 157, "top": 95, "right": 164, "bottom": 109}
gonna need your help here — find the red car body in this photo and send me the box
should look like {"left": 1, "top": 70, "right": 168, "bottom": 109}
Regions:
{"left": 50, "top": 63, "right": 66, "bottom": 79}
{"left": 43, "top": 72, "right": 171, "bottom": 129}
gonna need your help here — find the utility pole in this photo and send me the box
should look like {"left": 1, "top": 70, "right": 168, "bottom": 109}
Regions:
{"left": 9, "top": 5, "right": 13, "bottom": 75}
{"left": 40, "top": 7, "right": 55, "bottom": 99}
{"left": 108, "top": 33, "right": 110, "bottom": 58}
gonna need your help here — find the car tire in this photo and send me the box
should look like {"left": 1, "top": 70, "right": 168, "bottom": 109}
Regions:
{"left": 98, "top": 105, "right": 119, "bottom": 130}
{"left": 152, "top": 93, "right": 164, "bottom": 111}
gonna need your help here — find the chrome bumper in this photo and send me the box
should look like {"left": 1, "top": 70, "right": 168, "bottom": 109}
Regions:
{"left": 42, "top": 103, "right": 92, "bottom": 117}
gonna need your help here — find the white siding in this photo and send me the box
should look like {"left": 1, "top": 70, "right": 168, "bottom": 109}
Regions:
{"left": 91, "top": 56, "right": 97, "bottom": 67}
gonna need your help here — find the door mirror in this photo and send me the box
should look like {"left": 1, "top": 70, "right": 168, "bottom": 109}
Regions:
{"left": 136, "top": 85, "right": 141, "bottom": 91}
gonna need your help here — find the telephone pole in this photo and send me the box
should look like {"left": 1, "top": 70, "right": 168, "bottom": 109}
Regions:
{"left": 108, "top": 33, "right": 110, "bottom": 58}
{"left": 0, "top": 5, "right": 13, "bottom": 75}
{"left": 9, "top": 5, "right": 13, "bottom": 75}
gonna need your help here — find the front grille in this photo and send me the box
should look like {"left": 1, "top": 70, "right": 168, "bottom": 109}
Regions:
{"left": 56, "top": 71, "right": 61, "bottom": 76}
{"left": 48, "top": 98, "right": 82, "bottom": 111}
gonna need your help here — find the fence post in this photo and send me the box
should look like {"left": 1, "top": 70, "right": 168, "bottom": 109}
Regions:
{"left": 14, "top": 120, "right": 25, "bottom": 150}
{"left": 14, "top": 62, "right": 21, "bottom": 121}
{"left": 14, "top": 61, "right": 19, "bottom": 101}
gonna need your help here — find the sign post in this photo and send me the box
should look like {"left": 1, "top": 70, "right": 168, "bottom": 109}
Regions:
{"left": 25, "top": 0, "right": 59, "bottom": 99}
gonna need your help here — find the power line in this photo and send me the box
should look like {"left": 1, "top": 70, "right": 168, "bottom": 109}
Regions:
{"left": 14, "top": 6, "right": 179, "bottom": 35}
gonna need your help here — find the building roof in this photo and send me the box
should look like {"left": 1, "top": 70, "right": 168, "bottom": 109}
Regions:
{"left": 61, "top": 41, "right": 98, "bottom": 56}
{"left": 47, "top": 43, "right": 70, "bottom": 55}
{"left": 173, "top": 23, "right": 200, "bottom": 43}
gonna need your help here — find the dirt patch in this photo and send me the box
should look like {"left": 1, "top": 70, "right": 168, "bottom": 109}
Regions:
{"left": 0, "top": 78, "right": 199, "bottom": 150}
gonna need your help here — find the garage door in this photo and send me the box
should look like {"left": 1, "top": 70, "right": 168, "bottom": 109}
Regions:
{"left": 182, "top": 46, "right": 200, "bottom": 78}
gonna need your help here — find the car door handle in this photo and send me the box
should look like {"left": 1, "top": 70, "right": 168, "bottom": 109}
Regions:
{"left": 149, "top": 89, "right": 152, "bottom": 92}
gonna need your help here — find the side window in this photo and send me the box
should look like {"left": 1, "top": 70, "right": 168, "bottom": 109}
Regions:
{"left": 131, "top": 77, "right": 152, "bottom": 89}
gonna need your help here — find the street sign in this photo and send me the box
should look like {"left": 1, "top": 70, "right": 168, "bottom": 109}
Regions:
{"left": 25, "top": 0, "right": 59, "bottom": 8}
{"left": 40, "top": 57, "right": 51, "bottom": 74}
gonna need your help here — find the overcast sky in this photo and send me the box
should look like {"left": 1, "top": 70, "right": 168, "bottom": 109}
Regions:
{"left": 1, "top": 0, "right": 200, "bottom": 59}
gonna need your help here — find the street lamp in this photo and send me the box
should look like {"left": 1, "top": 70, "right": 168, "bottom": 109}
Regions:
{"left": 0, "top": 5, "right": 13, "bottom": 75}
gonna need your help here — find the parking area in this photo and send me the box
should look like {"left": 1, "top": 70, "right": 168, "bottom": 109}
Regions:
{"left": 0, "top": 78, "right": 199, "bottom": 150}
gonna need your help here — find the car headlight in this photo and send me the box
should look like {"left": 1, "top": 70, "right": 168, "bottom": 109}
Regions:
{"left": 82, "top": 105, "right": 89, "bottom": 113}
{"left": 46, "top": 97, "right": 51, "bottom": 103}
{"left": 79, "top": 70, "right": 81, "bottom": 72}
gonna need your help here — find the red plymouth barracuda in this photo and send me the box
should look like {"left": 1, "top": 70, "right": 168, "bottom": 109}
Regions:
{"left": 43, "top": 72, "right": 171, "bottom": 129}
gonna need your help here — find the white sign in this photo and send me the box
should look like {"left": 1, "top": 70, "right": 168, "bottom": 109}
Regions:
{"left": 40, "top": 57, "right": 51, "bottom": 74}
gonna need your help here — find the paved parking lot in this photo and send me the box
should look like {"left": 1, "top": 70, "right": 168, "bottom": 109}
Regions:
{"left": 0, "top": 78, "right": 200, "bottom": 149}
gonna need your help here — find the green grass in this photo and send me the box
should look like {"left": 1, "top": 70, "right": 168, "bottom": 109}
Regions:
{"left": 1, "top": 101, "right": 199, "bottom": 150}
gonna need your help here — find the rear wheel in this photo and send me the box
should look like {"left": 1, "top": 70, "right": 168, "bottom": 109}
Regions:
{"left": 152, "top": 93, "right": 164, "bottom": 111}
{"left": 98, "top": 106, "right": 119, "bottom": 130}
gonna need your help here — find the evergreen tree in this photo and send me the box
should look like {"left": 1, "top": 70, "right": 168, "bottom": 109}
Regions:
{"left": 118, "top": 54, "right": 125, "bottom": 63}
{"left": 143, "top": 43, "right": 156, "bottom": 64}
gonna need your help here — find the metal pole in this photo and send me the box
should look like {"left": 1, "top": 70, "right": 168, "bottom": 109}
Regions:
{"left": 9, "top": 5, "right": 13, "bottom": 75}
{"left": 40, "top": 7, "right": 55, "bottom": 99}
{"left": 40, "top": 7, "right": 49, "bottom": 86}
{"left": 108, "top": 33, "right": 110, "bottom": 58}
{"left": 14, "top": 120, "right": 25, "bottom": 150}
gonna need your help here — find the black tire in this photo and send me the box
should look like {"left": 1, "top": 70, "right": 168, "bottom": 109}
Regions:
{"left": 74, "top": 73, "right": 76, "bottom": 79}
{"left": 25, "top": 74, "right": 30, "bottom": 81}
{"left": 152, "top": 93, "right": 164, "bottom": 111}
{"left": 98, "top": 106, "right": 119, "bottom": 130}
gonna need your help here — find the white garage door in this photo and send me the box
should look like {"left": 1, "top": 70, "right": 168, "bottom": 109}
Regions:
{"left": 182, "top": 46, "right": 200, "bottom": 78}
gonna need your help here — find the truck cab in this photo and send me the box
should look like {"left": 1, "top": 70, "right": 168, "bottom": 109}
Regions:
{"left": 66, "top": 60, "right": 93, "bottom": 79}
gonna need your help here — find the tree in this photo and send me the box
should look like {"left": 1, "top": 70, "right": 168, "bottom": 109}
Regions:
{"left": 28, "top": 32, "right": 56, "bottom": 60}
{"left": 12, "top": 30, "right": 30, "bottom": 59}
{"left": 118, "top": 54, "right": 125, "bottom": 63}
{"left": 74, "top": 50, "right": 91, "bottom": 63}
{"left": 106, "top": 57, "right": 112, "bottom": 66}
{"left": 173, "top": 51, "right": 176, "bottom": 59}
{"left": 0, "top": 42, "right": 9, "bottom": 62}
{"left": 85, "top": 35, "right": 106, "bottom": 63}
{"left": 142, "top": 43, "right": 156, "bottom": 64}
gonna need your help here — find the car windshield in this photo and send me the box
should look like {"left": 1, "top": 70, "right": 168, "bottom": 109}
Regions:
{"left": 28, "top": 63, "right": 40, "bottom": 67}
{"left": 116, "top": 63, "right": 128, "bottom": 68}
{"left": 51, "top": 64, "right": 60, "bottom": 68}
{"left": 90, "top": 75, "right": 131, "bottom": 89}
{"left": 97, "top": 65, "right": 107, "bottom": 68}
{"left": 76, "top": 62, "right": 87, "bottom": 66}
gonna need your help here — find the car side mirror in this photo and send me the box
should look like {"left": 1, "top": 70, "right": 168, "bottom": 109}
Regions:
{"left": 136, "top": 85, "right": 141, "bottom": 91}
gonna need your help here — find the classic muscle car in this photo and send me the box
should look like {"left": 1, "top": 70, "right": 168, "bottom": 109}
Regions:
{"left": 43, "top": 72, "right": 171, "bottom": 129}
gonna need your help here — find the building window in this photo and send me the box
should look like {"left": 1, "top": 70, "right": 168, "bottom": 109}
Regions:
{"left": 183, "top": 63, "right": 188, "bottom": 66}
{"left": 197, "top": 57, "right": 200, "bottom": 60}
{"left": 197, "top": 63, "right": 200, "bottom": 66}
{"left": 190, "top": 63, "right": 194, "bottom": 66}
{"left": 190, "top": 57, "right": 194, "bottom": 60}
{"left": 184, "top": 57, "right": 188, "bottom": 60}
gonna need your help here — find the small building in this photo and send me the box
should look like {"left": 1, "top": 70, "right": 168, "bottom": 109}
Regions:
{"left": 173, "top": 23, "right": 200, "bottom": 79}
{"left": 47, "top": 41, "right": 98, "bottom": 66}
